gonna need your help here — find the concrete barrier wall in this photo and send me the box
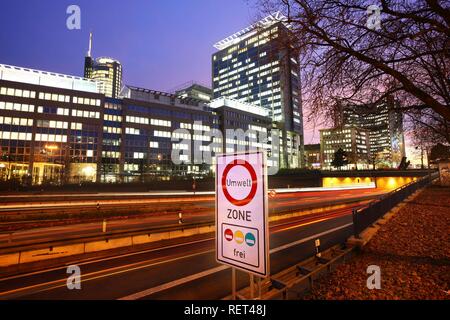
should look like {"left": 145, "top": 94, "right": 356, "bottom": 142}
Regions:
{"left": 269, "top": 204, "right": 346, "bottom": 222}
{"left": 322, "top": 176, "right": 417, "bottom": 191}
{"left": 0, "top": 224, "right": 215, "bottom": 268}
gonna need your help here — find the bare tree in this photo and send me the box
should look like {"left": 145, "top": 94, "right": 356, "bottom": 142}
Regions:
{"left": 257, "top": 0, "right": 450, "bottom": 140}
{"left": 408, "top": 108, "right": 449, "bottom": 144}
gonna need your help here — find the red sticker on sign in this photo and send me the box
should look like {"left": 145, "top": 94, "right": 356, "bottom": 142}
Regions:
{"left": 224, "top": 228, "right": 233, "bottom": 241}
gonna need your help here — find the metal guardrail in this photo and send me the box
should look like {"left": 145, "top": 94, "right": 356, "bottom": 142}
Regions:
{"left": 352, "top": 172, "right": 438, "bottom": 237}
{"left": 0, "top": 220, "right": 215, "bottom": 254}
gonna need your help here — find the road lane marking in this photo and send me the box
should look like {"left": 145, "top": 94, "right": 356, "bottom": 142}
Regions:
{"left": 0, "top": 249, "right": 215, "bottom": 299}
{"left": 0, "top": 237, "right": 214, "bottom": 282}
{"left": 269, "top": 223, "right": 353, "bottom": 254}
{"left": 118, "top": 265, "right": 229, "bottom": 300}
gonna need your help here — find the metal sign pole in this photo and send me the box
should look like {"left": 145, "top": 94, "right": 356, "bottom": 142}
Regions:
{"left": 258, "top": 276, "right": 262, "bottom": 299}
{"left": 250, "top": 273, "right": 254, "bottom": 299}
{"left": 232, "top": 268, "right": 236, "bottom": 300}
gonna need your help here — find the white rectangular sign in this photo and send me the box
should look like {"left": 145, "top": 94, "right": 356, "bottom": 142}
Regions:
{"left": 215, "top": 150, "right": 269, "bottom": 277}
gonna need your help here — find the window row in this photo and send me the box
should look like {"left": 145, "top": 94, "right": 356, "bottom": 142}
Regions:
{"left": 0, "top": 116, "right": 33, "bottom": 126}
{"left": 0, "top": 101, "right": 35, "bottom": 112}
{"left": 102, "top": 151, "right": 121, "bottom": 158}
{"left": 35, "top": 133, "right": 67, "bottom": 143}
{"left": 36, "top": 106, "right": 70, "bottom": 115}
{"left": 0, "top": 87, "right": 36, "bottom": 99}
{"left": 71, "top": 122, "right": 83, "bottom": 130}
{"left": 71, "top": 109, "right": 100, "bottom": 119}
{"left": 38, "top": 92, "right": 70, "bottom": 103}
{"left": 126, "top": 115, "right": 148, "bottom": 125}
{"left": 73, "top": 96, "right": 101, "bottom": 106}
{"left": 150, "top": 118, "right": 171, "bottom": 127}
{"left": 0, "top": 131, "right": 32, "bottom": 141}
{"left": 149, "top": 141, "right": 159, "bottom": 148}
{"left": 36, "top": 120, "right": 68, "bottom": 129}
{"left": 105, "top": 114, "right": 122, "bottom": 122}
{"left": 104, "top": 126, "right": 122, "bottom": 134}
{"left": 125, "top": 127, "right": 140, "bottom": 135}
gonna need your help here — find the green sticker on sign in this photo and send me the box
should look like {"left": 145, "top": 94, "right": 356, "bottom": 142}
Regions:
{"left": 245, "top": 232, "right": 256, "bottom": 247}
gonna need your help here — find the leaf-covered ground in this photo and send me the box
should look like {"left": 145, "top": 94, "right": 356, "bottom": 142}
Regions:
{"left": 303, "top": 186, "right": 450, "bottom": 300}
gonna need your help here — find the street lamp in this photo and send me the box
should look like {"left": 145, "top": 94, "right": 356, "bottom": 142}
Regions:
{"left": 44, "top": 144, "right": 58, "bottom": 151}
{"left": 0, "top": 163, "right": 6, "bottom": 181}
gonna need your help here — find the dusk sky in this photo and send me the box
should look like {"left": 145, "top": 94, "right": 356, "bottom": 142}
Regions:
{"left": 0, "top": 0, "right": 420, "bottom": 157}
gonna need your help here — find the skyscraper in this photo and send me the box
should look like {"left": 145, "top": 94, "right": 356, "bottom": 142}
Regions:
{"left": 336, "top": 97, "right": 406, "bottom": 168}
{"left": 212, "top": 12, "right": 304, "bottom": 169}
{"left": 84, "top": 33, "right": 123, "bottom": 98}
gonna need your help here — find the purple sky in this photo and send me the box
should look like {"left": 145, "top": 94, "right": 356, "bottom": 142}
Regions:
{"left": 0, "top": 0, "right": 253, "bottom": 90}
{"left": 0, "top": 0, "right": 329, "bottom": 144}
{"left": 0, "top": 0, "right": 419, "bottom": 156}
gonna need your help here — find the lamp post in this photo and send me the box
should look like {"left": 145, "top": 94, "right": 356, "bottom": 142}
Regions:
{"left": 0, "top": 162, "right": 7, "bottom": 182}
{"left": 42, "top": 144, "right": 58, "bottom": 183}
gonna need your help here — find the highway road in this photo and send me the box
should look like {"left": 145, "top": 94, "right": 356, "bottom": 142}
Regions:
{"left": 0, "top": 187, "right": 384, "bottom": 246}
{"left": 0, "top": 207, "right": 354, "bottom": 300}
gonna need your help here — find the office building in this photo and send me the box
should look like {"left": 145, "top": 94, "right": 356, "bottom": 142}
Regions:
{"left": 0, "top": 63, "right": 104, "bottom": 184}
{"left": 0, "top": 62, "right": 277, "bottom": 185}
{"left": 174, "top": 81, "right": 212, "bottom": 102}
{"left": 84, "top": 33, "right": 123, "bottom": 98}
{"left": 104, "top": 85, "right": 217, "bottom": 183}
{"left": 320, "top": 127, "right": 370, "bottom": 170}
{"left": 212, "top": 12, "right": 304, "bottom": 169}
{"left": 336, "top": 98, "right": 405, "bottom": 168}
{"left": 209, "top": 97, "right": 276, "bottom": 167}
{"left": 304, "top": 144, "right": 321, "bottom": 169}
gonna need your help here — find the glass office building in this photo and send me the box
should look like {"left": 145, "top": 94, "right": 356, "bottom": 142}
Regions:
{"left": 0, "top": 61, "right": 279, "bottom": 185}
{"left": 0, "top": 64, "right": 104, "bottom": 185}
{"left": 320, "top": 127, "right": 371, "bottom": 170}
{"left": 304, "top": 144, "right": 321, "bottom": 169}
{"left": 104, "top": 85, "right": 218, "bottom": 183}
{"left": 209, "top": 97, "right": 276, "bottom": 168}
{"left": 338, "top": 98, "right": 405, "bottom": 168}
{"left": 212, "top": 12, "right": 304, "bottom": 169}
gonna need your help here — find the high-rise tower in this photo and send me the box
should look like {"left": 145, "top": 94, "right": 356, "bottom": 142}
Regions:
{"left": 83, "top": 33, "right": 123, "bottom": 98}
{"left": 212, "top": 12, "right": 304, "bottom": 168}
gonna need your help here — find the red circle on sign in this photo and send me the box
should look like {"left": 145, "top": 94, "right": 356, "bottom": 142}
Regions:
{"left": 221, "top": 160, "right": 257, "bottom": 206}
{"left": 224, "top": 228, "right": 233, "bottom": 241}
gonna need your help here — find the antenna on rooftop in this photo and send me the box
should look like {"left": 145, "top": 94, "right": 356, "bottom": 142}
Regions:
{"left": 87, "top": 32, "right": 93, "bottom": 57}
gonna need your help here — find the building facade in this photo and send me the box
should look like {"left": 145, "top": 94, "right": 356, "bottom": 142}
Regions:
{"left": 320, "top": 127, "right": 370, "bottom": 170}
{"left": 209, "top": 97, "right": 276, "bottom": 168}
{"left": 0, "top": 63, "right": 277, "bottom": 185}
{"left": 337, "top": 98, "right": 405, "bottom": 168}
{"left": 102, "top": 85, "right": 218, "bottom": 183}
{"left": 212, "top": 12, "right": 304, "bottom": 169}
{"left": 174, "top": 81, "right": 212, "bottom": 102}
{"left": 304, "top": 143, "right": 321, "bottom": 169}
{"left": 0, "top": 64, "right": 104, "bottom": 185}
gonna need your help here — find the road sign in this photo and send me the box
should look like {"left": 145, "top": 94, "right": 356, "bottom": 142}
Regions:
{"left": 215, "top": 150, "right": 269, "bottom": 277}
